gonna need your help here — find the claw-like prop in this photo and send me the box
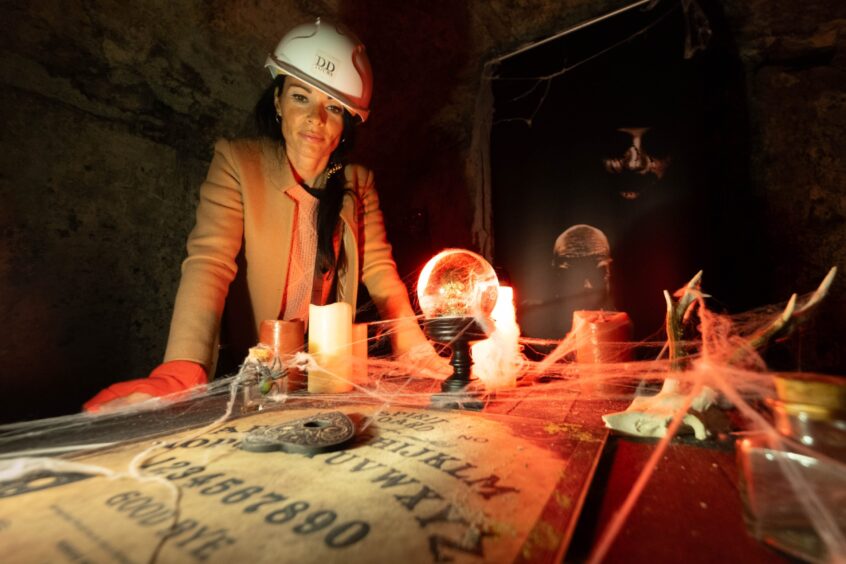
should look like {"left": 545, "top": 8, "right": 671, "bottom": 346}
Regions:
{"left": 604, "top": 267, "right": 837, "bottom": 441}
{"left": 737, "top": 266, "right": 836, "bottom": 360}
{"left": 604, "top": 271, "right": 716, "bottom": 439}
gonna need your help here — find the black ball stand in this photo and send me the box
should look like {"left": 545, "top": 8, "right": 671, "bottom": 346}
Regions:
{"left": 423, "top": 316, "right": 492, "bottom": 410}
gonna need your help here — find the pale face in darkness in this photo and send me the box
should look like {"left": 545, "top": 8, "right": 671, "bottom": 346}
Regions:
{"left": 274, "top": 76, "right": 345, "bottom": 166}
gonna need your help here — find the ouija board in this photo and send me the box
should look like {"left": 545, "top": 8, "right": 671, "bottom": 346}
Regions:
{"left": 0, "top": 395, "right": 606, "bottom": 563}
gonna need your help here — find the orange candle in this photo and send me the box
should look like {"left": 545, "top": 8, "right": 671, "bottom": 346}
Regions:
{"left": 351, "top": 323, "right": 368, "bottom": 386}
{"left": 572, "top": 311, "right": 633, "bottom": 396}
{"left": 260, "top": 319, "right": 304, "bottom": 354}
{"left": 259, "top": 319, "right": 305, "bottom": 391}
{"left": 573, "top": 310, "right": 633, "bottom": 364}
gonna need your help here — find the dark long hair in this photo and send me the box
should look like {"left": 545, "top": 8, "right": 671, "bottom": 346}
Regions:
{"left": 254, "top": 75, "right": 357, "bottom": 273}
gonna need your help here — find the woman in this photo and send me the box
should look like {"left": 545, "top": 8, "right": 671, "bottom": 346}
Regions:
{"left": 85, "top": 18, "right": 437, "bottom": 411}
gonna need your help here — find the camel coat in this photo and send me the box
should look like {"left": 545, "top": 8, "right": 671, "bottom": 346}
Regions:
{"left": 163, "top": 138, "right": 424, "bottom": 373}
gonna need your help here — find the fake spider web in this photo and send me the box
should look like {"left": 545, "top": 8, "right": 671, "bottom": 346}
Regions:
{"left": 0, "top": 267, "right": 842, "bottom": 563}
{"left": 0, "top": 3, "right": 841, "bottom": 561}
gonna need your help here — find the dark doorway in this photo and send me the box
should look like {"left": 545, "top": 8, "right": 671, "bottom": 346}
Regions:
{"left": 489, "top": 0, "right": 757, "bottom": 342}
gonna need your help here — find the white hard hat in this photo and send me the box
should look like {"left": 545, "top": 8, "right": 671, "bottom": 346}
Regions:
{"left": 265, "top": 17, "right": 373, "bottom": 122}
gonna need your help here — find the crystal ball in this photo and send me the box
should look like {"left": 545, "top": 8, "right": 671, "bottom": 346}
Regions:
{"left": 417, "top": 249, "right": 499, "bottom": 318}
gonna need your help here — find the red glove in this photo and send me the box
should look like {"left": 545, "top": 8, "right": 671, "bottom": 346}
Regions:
{"left": 83, "top": 360, "right": 208, "bottom": 412}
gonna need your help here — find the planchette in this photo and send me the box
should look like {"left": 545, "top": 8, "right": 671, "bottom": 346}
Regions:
{"left": 240, "top": 411, "right": 357, "bottom": 454}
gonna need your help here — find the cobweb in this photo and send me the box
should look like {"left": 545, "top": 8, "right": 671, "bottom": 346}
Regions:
{"left": 0, "top": 269, "right": 842, "bottom": 563}
{"left": 0, "top": 3, "right": 841, "bottom": 560}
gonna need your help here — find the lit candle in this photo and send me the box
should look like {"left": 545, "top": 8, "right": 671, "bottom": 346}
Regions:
{"left": 308, "top": 303, "right": 354, "bottom": 393}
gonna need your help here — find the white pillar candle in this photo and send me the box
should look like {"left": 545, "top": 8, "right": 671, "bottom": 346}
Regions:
{"left": 471, "top": 286, "right": 522, "bottom": 390}
{"left": 308, "top": 303, "right": 354, "bottom": 393}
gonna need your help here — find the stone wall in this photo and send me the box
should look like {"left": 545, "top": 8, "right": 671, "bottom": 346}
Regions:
{"left": 1, "top": 0, "right": 303, "bottom": 421}
{"left": 1, "top": 0, "right": 842, "bottom": 422}
{"left": 722, "top": 0, "right": 846, "bottom": 372}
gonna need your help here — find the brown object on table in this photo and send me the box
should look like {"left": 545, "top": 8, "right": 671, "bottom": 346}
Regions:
{"left": 351, "top": 322, "right": 368, "bottom": 385}
{"left": 259, "top": 319, "right": 305, "bottom": 390}
{"left": 772, "top": 373, "right": 846, "bottom": 459}
{"left": 774, "top": 373, "right": 846, "bottom": 411}
{"left": 573, "top": 310, "right": 633, "bottom": 395}
{"left": 573, "top": 310, "right": 633, "bottom": 364}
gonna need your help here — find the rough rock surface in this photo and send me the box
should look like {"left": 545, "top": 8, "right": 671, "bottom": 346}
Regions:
{"left": 722, "top": 0, "right": 846, "bottom": 372}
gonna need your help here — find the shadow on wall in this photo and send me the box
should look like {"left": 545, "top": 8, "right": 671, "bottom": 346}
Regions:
{"left": 340, "top": 1, "right": 475, "bottom": 284}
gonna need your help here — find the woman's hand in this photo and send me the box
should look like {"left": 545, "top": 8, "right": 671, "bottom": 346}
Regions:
{"left": 90, "top": 393, "right": 156, "bottom": 413}
{"left": 83, "top": 360, "right": 207, "bottom": 413}
{"left": 397, "top": 342, "right": 452, "bottom": 379}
